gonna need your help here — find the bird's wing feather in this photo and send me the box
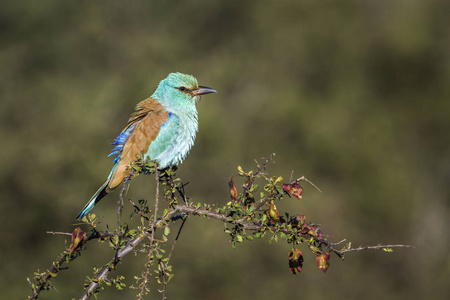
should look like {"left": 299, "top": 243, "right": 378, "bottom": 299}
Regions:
{"left": 107, "top": 97, "right": 169, "bottom": 190}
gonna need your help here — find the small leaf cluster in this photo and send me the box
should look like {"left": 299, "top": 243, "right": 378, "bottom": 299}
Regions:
{"left": 217, "top": 155, "right": 332, "bottom": 274}
{"left": 130, "top": 245, "right": 174, "bottom": 299}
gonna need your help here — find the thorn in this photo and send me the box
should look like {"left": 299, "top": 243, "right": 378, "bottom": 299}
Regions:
{"left": 297, "top": 176, "right": 323, "bottom": 193}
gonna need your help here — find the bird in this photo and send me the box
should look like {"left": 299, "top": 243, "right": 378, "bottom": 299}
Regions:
{"left": 76, "top": 72, "right": 216, "bottom": 219}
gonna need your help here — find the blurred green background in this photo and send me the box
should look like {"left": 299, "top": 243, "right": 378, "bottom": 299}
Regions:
{"left": 1, "top": 0, "right": 449, "bottom": 299}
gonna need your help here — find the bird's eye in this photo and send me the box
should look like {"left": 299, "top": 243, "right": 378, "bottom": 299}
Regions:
{"left": 178, "top": 87, "right": 186, "bottom": 92}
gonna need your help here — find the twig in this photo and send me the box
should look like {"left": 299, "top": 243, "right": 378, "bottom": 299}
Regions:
{"left": 136, "top": 168, "right": 161, "bottom": 299}
{"left": 154, "top": 248, "right": 167, "bottom": 300}
{"left": 297, "top": 176, "right": 323, "bottom": 193}
{"left": 167, "top": 216, "right": 187, "bottom": 261}
{"left": 27, "top": 251, "right": 69, "bottom": 299}
{"left": 118, "top": 168, "right": 136, "bottom": 225}
{"left": 46, "top": 231, "right": 72, "bottom": 236}
{"left": 153, "top": 168, "right": 160, "bottom": 227}
{"left": 339, "top": 244, "right": 414, "bottom": 255}
{"left": 167, "top": 182, "right": 189, "bottom": 261}
{"left": 77, "top": 201, "right": 413, "bottom": 299}
{"left": 79, "top": 208, "right": 182, "bottom": 300}
{"left": 243, "top": 154, "right": 275, "bottom": 196}
{"left": 29, "top": 230, "right": 113, "bottom": 300}
{"left": 128, "top": 199, "right": 150, "bottom": 221}
{"left": 289, "top": 170, "right": 294, "bottom": 183}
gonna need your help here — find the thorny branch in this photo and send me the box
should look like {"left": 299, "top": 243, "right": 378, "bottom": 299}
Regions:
{"left": 27, "top": 230, "right": 114, "bottom": 300}
{"left": 78, "top": 203, "right": 412, "bottom": 299}
{"left": 80, "top": 208, "right": 181, "bottom": 300}
{"left": 28, "top": 155, "right": 413, "bottom": 300}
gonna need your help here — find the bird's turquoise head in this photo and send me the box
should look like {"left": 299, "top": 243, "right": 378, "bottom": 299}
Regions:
{"left": 153, "top": 72, "right": 216, "bottom": 114}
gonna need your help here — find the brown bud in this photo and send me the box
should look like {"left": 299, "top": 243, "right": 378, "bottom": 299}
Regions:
{"left": 267, "top": 203, "right": 280, "bottom": 223}
{"left": 229, "top": 180, "right": 238, "bottom": 201}
{"left": 69, "top": 227, "right": 84, "bottom": 253}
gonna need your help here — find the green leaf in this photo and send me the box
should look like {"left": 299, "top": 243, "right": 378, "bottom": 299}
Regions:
{"left": 276, "top": 187, "right": 285, "bottom": 195}
{"left": 274, "top": 176, "right": 283, "bottom": 184}
{"left": 261, "top": 214, "right": 267, "bottom": 222}
{"left": 164, "top": 226, "right": 170, "bottom": 236}
{"left": 309, "top": 245, "right": 321, "bottom": 254}
{"left": 237, "top": 165, "right": 244, "bottom": 175}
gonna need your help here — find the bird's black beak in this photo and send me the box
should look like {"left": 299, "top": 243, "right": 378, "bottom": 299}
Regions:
{"left": 192, "top": 86, "right": 217, "bottom": 96}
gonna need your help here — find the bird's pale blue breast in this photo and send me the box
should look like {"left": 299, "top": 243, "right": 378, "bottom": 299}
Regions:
{"left": 145, "top": 112, "right": 198, "bottom": 169}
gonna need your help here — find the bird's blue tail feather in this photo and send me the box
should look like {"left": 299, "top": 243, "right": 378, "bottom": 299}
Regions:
{"left": 76, "top": 179, "right": 109, "bottom": 220}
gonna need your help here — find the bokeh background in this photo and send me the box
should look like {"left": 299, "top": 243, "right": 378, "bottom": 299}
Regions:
{"left": 1, "top": 1, "right": 449, "bottom": 299}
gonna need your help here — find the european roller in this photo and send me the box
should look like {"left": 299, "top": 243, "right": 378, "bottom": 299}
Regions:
{"left": 76, "top": 73, "right": 216, "bottom": 219}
